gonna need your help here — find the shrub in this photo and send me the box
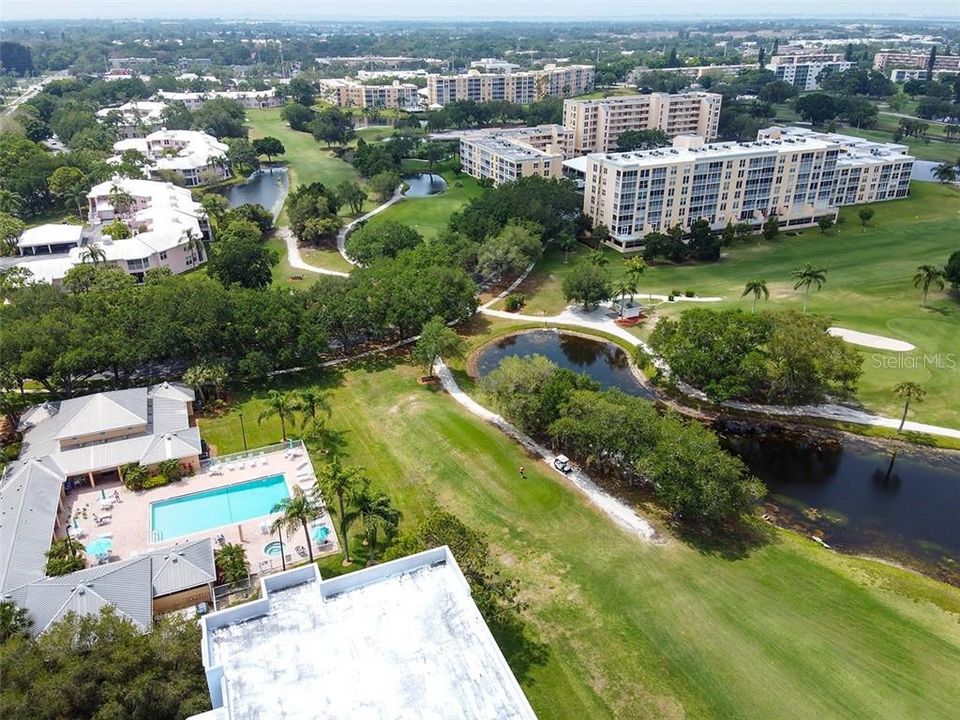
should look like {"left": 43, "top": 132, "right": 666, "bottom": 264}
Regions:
{"left": 121, "top": 462, "right": 148, "bottom": 490}
{"left": 454, "top": 180, "right": 463, "bottom": 188}
{"left": 684, "top": 290, "right": 695, "bottom": 297}
{"left": 142, "top": 474, "right": 171, "bottom": 490}
{"left": 671, "top": 288, "right": 682, "bottom": 297}
{"left": 504, "top": 293, "right": 525, "bottom": 312}
{"left": 668, "top": 294, "right": 675, "bottom": 302}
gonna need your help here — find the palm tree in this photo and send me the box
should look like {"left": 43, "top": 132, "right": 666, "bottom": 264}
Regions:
{"left": 932, "top": 162, "right": 958, "bottom": 184}
{"left": 625, "top": 258, "right": 647, "bottom": 300}
{"left": 316, "top": 460, "right": 364, "bottom": 565}
{"left": 258, "top": 390, "right": 297, "bottom": 441}
{"left": 183, "top": 365, "right": 208, "bottom": 403}
{"left": 0, "top": 189, "right": 25, "bottom": 217}
{"left": 271, "top": 488, "right": 321, "bottom": 563}
{"left": 612, "top": 279, "right": 637, "bottom": 317}
{"left": 81, "top": 243, "right": 107, "bottom": 264}
{"left": 108, "top": 185, "right": 135, "bottom": 219}
{"left": 200, "top": 193, "right": 228, "bottom": 234}
{"left": 294, "top": 387, "right": 332, "bottom": 430}
{"left": 214, "top": 543, "right": 250, "bottom": 583}
{"left": 352, "top": 482, "right": 401, "bottom": 565}
{"left": 0, "top": 600, "right": 32, "bottom": 642}
{"left": 741, "top": 278, "right": 769, "bottom": 312}
{"left": 913, "top": 264, "right": 946, "bottom": 308}
{"left": 183, "top": 229, "right": 205, "bottom": 263}
{"left": 892, "top": 382, "right": 925, "bottom": 432}
{"left": 556, "top": 233, "right": 576, "bottom": 263}
{"left": 791, "top": 264, "right": 827, "bottom": 313}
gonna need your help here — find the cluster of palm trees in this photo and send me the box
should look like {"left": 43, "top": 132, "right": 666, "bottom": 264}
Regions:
{"left": 270, "top": 459, "right": 401, "bottom": 567}
{"left": 257, "top": 387, "right": 332, "bottom": 441}
{"left": 257, "top": 386, "right": 402, "bottom": 567}
{"left": 740, "top": 265, "right": 828, "bottom": 314}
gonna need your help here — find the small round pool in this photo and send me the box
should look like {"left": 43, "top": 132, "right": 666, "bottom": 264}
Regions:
{"left": 263, "top": 541, "right": 283, "bottom": 557}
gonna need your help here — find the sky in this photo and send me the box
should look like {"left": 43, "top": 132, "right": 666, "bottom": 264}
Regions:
{"left": 2, "top": 0, "right": 958, "bottom": 21}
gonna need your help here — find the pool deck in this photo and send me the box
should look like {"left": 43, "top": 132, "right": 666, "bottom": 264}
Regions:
{"left": 62, "top": 444, "right": 340, "bottom": 575}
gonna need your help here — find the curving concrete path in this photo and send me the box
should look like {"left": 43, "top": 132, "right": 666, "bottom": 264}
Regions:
{"left": 433, "top": 359, "right": 660, "bottom": 542}
{"left": 280, "top": 228, "right": 350, "bottom": 278}
{"left": 336, "top": 186, "right": 405, "bottom": 266}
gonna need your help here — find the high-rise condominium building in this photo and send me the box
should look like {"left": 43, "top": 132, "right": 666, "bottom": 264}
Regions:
{"left": 757, "top": 126, "right": 913, "bottom": 205}
{"left": 562, "top": 92, "right": 723, "bottom": 154}
{"left": 459, "top": 125, "right": 573, "bottom": 186}
{"left": 767, "top": 54, "right": 855, "bottom": 90}
{"left": 426, "top": 64, "right": 594, "bottom": 106}
{"left": 583, "top": 134, "right": 841, "bottom": 251}
{"left": 873, "top": 51, "right": 960, "bottom": 72}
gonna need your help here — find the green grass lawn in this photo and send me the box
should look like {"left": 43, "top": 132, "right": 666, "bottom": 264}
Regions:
{"left": 199, "top": 360, "right": 960, "bottom": 720}
{"left": 364, "top": 170, "right": 484, "bottom": 241}
{"left": 511, "top": 183, "right": 960, "bottom": 426}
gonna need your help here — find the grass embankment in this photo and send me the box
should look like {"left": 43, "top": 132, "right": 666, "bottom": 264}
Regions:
{"left": 246, "top": 108, "right": 392, "bottom": 284}
{"left": 199, "top": 360, "right": 960, "bottom": 720}
{"left": 508, "top": 183, "right": 960, "bottom": 426}
{"left": 364, "top": 170, "right": 484, "bottom": 241}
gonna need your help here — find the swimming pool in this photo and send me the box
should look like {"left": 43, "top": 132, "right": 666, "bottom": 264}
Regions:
{"left": 150, "top": 474, "right": 290, "bottom": 541}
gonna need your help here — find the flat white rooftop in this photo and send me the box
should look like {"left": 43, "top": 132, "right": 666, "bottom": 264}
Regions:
{"left": 198, "top": 547, "right": 536, "bottom": 720}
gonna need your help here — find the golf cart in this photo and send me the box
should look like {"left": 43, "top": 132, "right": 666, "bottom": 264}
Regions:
{"left": 553, "top": 455, "right": 572, "bottom": 473}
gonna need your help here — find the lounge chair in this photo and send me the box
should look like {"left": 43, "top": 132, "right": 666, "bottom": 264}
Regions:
{"left": 259, "top": 522, "right": 272, "bottom": 535}
{"left": 260, "top": 453, "right": 268, "bottom": 466}
{"left": 296, "top": 545, "right": 307, "bottom": 557}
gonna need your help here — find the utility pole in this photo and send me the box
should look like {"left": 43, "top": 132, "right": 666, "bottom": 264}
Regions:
{"left": 239, "top": 414, "right": 248, "bottom": 452}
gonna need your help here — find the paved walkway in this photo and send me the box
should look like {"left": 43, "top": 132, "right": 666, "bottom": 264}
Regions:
{"left": 433, "top": 359, "right": 660, "bottom": 542}
{"left": 480, "top": 303, "right": 960, "bottom": 440}
{"left": 280, "top": 228, "right": 350, "bottom": 278}
{"left": 336, "top": 187, "right": 405, "bottom": 266}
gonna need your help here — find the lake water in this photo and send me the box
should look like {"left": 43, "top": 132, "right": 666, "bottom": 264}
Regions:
{"left": 474, "top": 330, "right": 655, "bottom": 399}
{"left": 474, "top": 330, "right": 960, "bottom": 581}
{"left": 225, "top": 167, "right": 289, "bottom": 219}
{"left": 403, "top": 173, "right": 447, "bottom": 197}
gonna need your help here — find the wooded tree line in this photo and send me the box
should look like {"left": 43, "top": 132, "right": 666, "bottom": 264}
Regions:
{"left": 481, "top": 355, "right": 765, "bottom": 526}
{"left": 650, "top": 308, "right": 863, "bottom": 404}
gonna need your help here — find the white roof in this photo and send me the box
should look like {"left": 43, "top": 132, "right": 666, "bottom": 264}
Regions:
{"left": 589, "top": 135, "right": 837, "bottom": 169}
{"left": 17, "top": 224, "right": 84, "bottom": 249}
{"left": 19, "top": 383, "right": 199, "bottom": 477}
{"left": 111, "top": 130, "right": 228, "bottom": 172}
{"left": 562, "top": 155, "right": 589, "bottom": 173}
{"left": 0, "top": 459, "right": 65, "bottom": 593}
{"left": 96, "top": 100, "right": 167, "bottom": 122}
{"left": 199, "top": 548, "right": 537, "bottom": 720}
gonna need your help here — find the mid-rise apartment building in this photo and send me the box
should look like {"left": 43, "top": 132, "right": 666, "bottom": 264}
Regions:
{"left": 156, "top": 88, "right": 281, "bottom": 110}
{"left": 583, "top": 134, "right": 840, "bottom": 251}
{"left": 562, "top": 92, "right": 722, "bottom": 154}
{"left": 459, "top": 124, "right": 573, "bottom": 186}
{"left": 335, "top": 80, "right": 421, "bottom": 110}
{"left": 427, "top": 64, "right": 594, "bottom": 106}
{"left": 758, "top": 126, "right": 913, "bottom": 205}
{"left": 767, "top": 54, "right": 854, "bottom": 91}
{"left": 873, "top": 51, "right": 960, "bottom": 72}
{"left": 112, "top": 129, "right": 231, "bottom": 187}
{"left": 96, "top": 101, "right": 168, "bottom": 139}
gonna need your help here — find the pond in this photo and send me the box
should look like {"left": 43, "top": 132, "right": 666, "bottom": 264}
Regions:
{"left": 474, "top": 329, "right": 960, "bottom": 582}
{"left": 474, "top": 329, "right": 655, "bottom": 399}
{"left": 224, "top": 167, "right": 289, "bottom": 219}
{"left": 403, "top": 173, "right": 447, "bottom": 197}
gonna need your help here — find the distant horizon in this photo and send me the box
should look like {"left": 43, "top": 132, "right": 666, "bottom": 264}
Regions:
{"left": 2, "top": 0, "right": 959, "bottom": 23}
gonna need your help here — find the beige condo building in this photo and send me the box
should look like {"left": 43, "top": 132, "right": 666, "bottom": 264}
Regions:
{"left": 562, "top": 92, "right": 722, "bottom": 154}
{"left": 459, "top": 125, "right": 573, "bottom": 186}
{"left": 583, "top": 134, "right": 840, "bottom": 251}
{"left": 427, "top": 64, "right": 595, "bottom": 106}
{"left": 336, "top": 80, "right": 421, "bottom": 110}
